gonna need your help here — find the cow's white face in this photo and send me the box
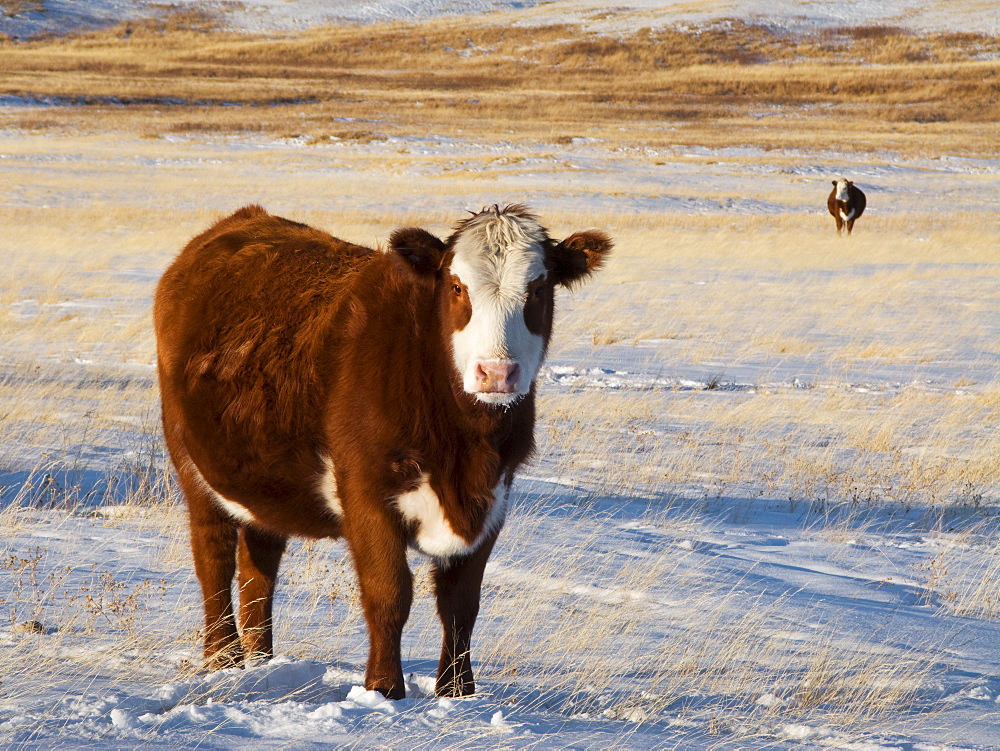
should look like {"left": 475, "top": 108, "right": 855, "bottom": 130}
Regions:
{"left": 388, "top": 205, "right": 612, "bottom": 408}
{"left": 447, "top": 209, "right": 551, "bottom": 406}
{"left": 834, "top": 179, "right": 851, "bottom": 201}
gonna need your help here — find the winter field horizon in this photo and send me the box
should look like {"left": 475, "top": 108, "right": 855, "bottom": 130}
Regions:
{"left": 1, "top": 1, "right": 1000, "bottom": 748}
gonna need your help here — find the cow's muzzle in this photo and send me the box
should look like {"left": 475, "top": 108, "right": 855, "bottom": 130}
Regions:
{"left": 475, "top": 360, "right": 521, "bottom": 394}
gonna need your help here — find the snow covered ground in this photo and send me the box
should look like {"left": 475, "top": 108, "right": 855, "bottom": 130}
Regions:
{"left": 2, "top": 1, "right": 1000, "bottom": 749}
{"left": 3, "top": 491, "right": 1000, "bottom": 749}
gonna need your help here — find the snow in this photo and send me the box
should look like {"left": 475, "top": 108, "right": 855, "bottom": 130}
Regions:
{"left": 4, "top": 497, "right": 1000, "bottom": 748}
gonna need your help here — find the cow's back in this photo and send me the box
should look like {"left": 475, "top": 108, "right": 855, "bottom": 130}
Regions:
{"left": 154, "top": 206, "right": 372, "bottom": 530}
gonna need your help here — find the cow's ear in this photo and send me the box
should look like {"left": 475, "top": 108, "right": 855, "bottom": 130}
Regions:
{"left": 549, "top": 230, "right": 613, "bottom": 288}
{"left": 390, "top": 228, "right": 445, "bottom": 276}
{"left": 831, "top": 180, "right": 838, "bottom": 187}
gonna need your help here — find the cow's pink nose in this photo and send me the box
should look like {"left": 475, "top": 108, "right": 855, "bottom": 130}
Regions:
{"left": 476, "top": 361, "right": 520, "bottom": 393}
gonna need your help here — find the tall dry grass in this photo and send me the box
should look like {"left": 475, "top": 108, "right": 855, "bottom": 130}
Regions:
{"left": 541, "top": 219, "right": 1000, "bottom": 522}
{"left": 2, "top": 145, "right": 997, "bottom": 517}
{"left": 1, "top": 15, "right": 998, "bottom": 155}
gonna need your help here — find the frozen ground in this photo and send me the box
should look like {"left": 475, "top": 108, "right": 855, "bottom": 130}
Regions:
{"left": 1, "top": 0, "right": 998, "bottom": 38}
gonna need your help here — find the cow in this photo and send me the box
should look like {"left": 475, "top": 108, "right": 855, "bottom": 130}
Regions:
{"left": 827, "top": 178, "right": 866, "bottom": 236}
{"left": 153, "top": 203, "right": 612, "bottom": 700}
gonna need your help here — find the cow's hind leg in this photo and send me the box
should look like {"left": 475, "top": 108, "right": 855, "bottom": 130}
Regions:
{"left": 185, "top": 490, "right": 243, "bottom": 670}
{"left": 433, "top": 534, "right": 497, "bottom": 697}
{"left": 237, "top": 526, "right": 287, "bottom": 662}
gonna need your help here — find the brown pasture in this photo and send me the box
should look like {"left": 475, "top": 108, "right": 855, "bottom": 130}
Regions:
{"left": 0, "top": 15, "right": 998, "bottom": 156}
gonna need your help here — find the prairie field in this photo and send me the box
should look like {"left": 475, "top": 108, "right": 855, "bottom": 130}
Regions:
{"left": 1, "top": 3, "right": 1000, "bottom": 748}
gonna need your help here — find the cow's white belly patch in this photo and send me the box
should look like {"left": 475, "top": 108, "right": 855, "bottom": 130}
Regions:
{"left": 188, "top": 461, "right": 257, "bottom": 525}
{"left": 395, "top": 474, "right": 509, "bottom": 559}
{"left": 317, "top": 456, "right": 343, "bottom": 517}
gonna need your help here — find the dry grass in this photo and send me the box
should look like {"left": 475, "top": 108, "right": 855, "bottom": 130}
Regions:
{"left": 2, "top": 183, "right": 997, "bottom": 516}
{"left": 408, "top": 505, "right": 949, "bottom": 735}
{"left": 0, "top": 16, "right": 998, "bottom": 155}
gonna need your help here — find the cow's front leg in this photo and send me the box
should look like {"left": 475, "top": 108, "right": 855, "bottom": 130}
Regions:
{"left": 433, "top": 533, "right": 498, "bottom": 697}
{"left": 346, "top": 510, "right": 412, "bottom": 700}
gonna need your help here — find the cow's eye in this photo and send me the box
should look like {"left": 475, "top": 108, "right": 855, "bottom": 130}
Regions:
{"left": 533, "top": 285, "right": 545, "bottom": 298}
{"left": 453, "top": 284, "right": 463, "bottom": 296}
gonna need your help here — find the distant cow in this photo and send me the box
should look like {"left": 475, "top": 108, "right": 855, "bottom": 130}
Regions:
{"left": 154, "top": 204, "right": 612, "bottom": 699}
{"left": 827, "top": 178, "right": 866, "bottom": 236}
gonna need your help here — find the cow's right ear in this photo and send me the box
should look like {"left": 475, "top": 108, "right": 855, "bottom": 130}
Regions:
{"left": 831, "top": 180, "right": 837, "bottom": 187}
{"left": 389, "top": 228, "right": 446, "bottom": 276}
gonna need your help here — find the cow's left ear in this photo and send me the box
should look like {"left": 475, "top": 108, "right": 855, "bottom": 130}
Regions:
{"left": 390, "top": 228, "right": 446, "bottom": 276}
{"left": 549, "top": 230, "right": 613, "bottom": 288}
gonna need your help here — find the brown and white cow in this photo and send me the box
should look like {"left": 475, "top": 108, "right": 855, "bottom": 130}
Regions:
{"left": 827, "top": 178, "right": 867, "bottom": 236}
{"left": 154, "top": 204, "right": 611, "bottom": 699}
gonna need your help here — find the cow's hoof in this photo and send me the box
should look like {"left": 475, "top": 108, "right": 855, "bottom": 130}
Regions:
{"left": 205, "top": 646, "right": 245, "bottom": 672}
{"left": 370, "top": 684, "right": 406, "bottom": 701}
{"left": 435, "top": 678, "right": 475, "bottom": 698}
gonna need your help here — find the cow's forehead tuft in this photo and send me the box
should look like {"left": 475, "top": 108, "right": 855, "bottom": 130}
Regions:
{"left": 453, "top": 208, "right": 548, "bottom": 255}
{"left": 450, "top": 207, "right": 549, "bottom": 285}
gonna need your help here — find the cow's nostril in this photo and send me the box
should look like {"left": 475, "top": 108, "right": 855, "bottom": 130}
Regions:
{"left": 506, "top": 363, "right": 521, "bottom": 388}
{"left": 476, "top": 363, "right": 490, "bottom": 384}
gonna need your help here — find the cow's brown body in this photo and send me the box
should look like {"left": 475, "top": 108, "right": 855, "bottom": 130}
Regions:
{"left": 154, "top": 204, "right": 611, "bottom": 699}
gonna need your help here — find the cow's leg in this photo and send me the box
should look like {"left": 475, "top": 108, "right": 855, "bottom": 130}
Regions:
{"left": 237, "top": 526, "right": 287, "bottom": 662}
{"left": 185, "top": 490, "right": 243, "bottom": 670}
{"left": 846, "top": 217, "right": 855, "bottom": 235}
{"left": 346, "top": 512, "right": 412, "bottom": 700}
{"left": 834, "top": 215, "right": 844, "bottom": 235}
{"left": 433, "top": 534, "right": 497, "bottom": 697}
